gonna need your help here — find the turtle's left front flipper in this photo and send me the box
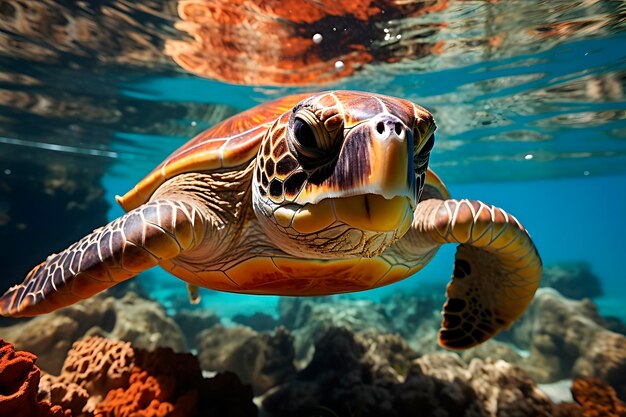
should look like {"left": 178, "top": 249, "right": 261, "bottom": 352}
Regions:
{"left": 0, "top": 200, "right": 205, "bottom": 317}
{"left": 413, "top": 198, "right": 542, "bottom": 350}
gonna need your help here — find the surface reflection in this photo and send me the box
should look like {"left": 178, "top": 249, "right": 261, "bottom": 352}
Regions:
{"left": 0, "top": 0, "right": 178, "bottom": 67}
{"left": 0, "top": 0, "right": 623, "bottom": 182}
{"left": 165, "top": 0, "right": 446, "bottom": 85}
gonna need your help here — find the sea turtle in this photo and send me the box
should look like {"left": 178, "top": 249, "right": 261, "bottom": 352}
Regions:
{"left": 0, "top": 91, "right": 541, "bottom": 349}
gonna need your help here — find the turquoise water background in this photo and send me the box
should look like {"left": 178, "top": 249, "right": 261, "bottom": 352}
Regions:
{"left": 1, "top": 0, "right": 625, "bottom": 322}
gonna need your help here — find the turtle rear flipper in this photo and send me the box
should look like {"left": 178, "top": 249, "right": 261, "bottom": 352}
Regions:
{"left": 415, "top": 198, "right": 542, "bottom": 350}
{"left": 0, "top": 200, "right": 205, "bottom": 317}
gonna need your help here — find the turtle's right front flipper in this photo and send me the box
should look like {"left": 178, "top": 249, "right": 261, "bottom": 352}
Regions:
{"left": 0, "top": 200, "right": 205, "bottom": 317}
{"left": 410, "top": 198, "right": 542, "bottom": 350}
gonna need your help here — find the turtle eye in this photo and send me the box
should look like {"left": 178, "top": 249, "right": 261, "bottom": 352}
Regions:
{"left": 290, "top": 108, "right": 331, "bottom": 160}
{"left": 293, "top": 117, "right": 317, "bottom": 152}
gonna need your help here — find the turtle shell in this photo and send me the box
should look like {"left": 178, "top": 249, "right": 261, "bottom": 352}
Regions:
{"left": 116, "top": 93, "right": 310, "bottom": 211}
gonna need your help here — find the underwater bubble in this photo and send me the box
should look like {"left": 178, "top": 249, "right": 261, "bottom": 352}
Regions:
{"left": 524, "top": 154, "right": 534, "bottom": 160}
{"left": 335, "top": 60, "right": 345, "bottom": 70}
{"left": 191, "top": 121, "right": 197, "bottom": 127}
{"left": 584, "top": 170, "right": 590, "bottom": 176}
{"left": 312, "top": 33, "right": 323, "bottom": 44}
{"left": 3, "top": 169, "right": 10, "bottom": 175}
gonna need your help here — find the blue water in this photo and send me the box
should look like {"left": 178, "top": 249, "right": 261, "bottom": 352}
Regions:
{"left": 1, "top": 0, "right": 625, "bottom": 320}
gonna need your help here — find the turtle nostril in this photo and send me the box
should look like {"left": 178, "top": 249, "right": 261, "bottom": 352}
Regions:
{"left": 376, "top": 122, "right": 385, "bottom": 135}
{"left": 394, "top": 122, "right": 402, "bottom": 136}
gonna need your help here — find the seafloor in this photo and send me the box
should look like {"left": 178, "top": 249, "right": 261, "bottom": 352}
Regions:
{"left": 0, "top": 262, "right": 625, "bottom": 417}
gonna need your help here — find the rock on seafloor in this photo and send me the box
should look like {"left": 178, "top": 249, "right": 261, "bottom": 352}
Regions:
{"left": 232, "top": 312, "right": 279, "bottom": 332}
{"left": 505, "top": 288, "right": 626, "bottom": 399}
{"left": 173, "top": 308, "right": 221, "bottom": 349}
{"left": 278, "top": 297, "right": 396, "bottom": 363}
{"left": 197, "top": 324, "right": 296, "bottom": 395}
{"left": 539, "top": 262, "right": 603, "bottom": 299}
{"left": 261, "top": 327, "right": 559, "bottom": 417}
{"left": 0, "top": 291, "right": 186, "bottom": 374}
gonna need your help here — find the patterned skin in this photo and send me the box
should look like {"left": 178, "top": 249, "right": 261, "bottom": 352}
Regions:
{"left": 0, "top": 91, "right": 542, "bottom": 349}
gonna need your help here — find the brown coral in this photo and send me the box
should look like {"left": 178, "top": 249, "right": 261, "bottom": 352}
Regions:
{"left": 0, "top": 338, "right": 69, "bottom": 417}
{"left": 38, "top": 374, "right": 89, "bottom": 417}
{"left": 572, "top": 377, "right": 626, "bottom": 417}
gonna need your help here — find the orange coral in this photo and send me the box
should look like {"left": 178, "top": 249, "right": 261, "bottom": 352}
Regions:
{"left": 61, "top": 336, "right": 135, "bottom": 396}
{"left": 94, "top": 346, "right": 257, "bottom": 417}
{"left": 552, "top": 377, "right": 626, "bottom": 417}
{"left": 572, "top": 377, "right": 626, "bottom": 417}
{"left": 38, "top": 336, "right": 136, "bottom": 416}
{"left": 0, "top": 338, "right": 70, "bottom": 417}
{"left": 95, "top": 347, "right": 202, "bottom": 417}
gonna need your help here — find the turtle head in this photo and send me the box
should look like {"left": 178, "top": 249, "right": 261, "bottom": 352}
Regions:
{"left": 252, "top": 91, "right": 436, "bottom": 258}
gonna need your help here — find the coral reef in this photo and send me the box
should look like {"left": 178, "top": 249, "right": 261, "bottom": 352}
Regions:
{"left": 550, "top": 377, "right": 626, "bottom": 417}
{"left": 31, "top": 335, "right": 257, "bottom": 417}
{"left": 0, "top": 338, "right": 69, "bottom": 417}
{"left": 197, "top": 325, "right": 295, "bottom": 395}
{"left": 460, "top": 339, "right": 524, "bottom": 366}
{"left": 2, "top": 295, "right": 625, "bottom": 417}
{"left": 95, "top": 347, "right": 203, "bottom": 417}
{"left": 377, "top": 291, "right": 463, "bottom": 357}
{"left": 1, "top": 267, "right": 624, "bottom": 416}
{"left": 0, "top": 292, "right": 186, "bottom": 374}
{"left": 540, "top": 262, "right": 603, "bottom": 299}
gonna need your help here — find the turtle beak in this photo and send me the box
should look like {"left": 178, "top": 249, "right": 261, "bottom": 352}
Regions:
{"left": 292, "top": 113, "right": 419, "bottom": 207}
{"left": 366, "top": 114, "right": 416, "bottom": 206}
{"left": 322, "top": 113, "right": 416, "bottom": 208}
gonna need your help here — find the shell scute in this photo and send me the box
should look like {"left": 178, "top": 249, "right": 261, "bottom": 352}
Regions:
{"left": 117, "top": 93, "right": 310, "bottom": 211}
